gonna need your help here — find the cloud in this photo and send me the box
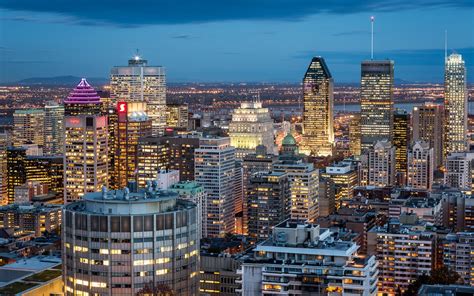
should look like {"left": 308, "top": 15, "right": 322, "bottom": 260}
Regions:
{"left": 0, "top": 0, "right": 473, "bottom": 27}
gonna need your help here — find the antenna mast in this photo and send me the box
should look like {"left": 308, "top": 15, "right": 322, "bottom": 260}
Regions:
{"left": 370, "top": 16, "right": 375, "bottom": 60}
{"left": 444, "top": 30, "right": 448, "bottom": 61}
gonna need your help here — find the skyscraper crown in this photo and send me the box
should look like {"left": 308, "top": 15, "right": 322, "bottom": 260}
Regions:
{"left": 64, "top": 78, "right": 101, "bottom": 105}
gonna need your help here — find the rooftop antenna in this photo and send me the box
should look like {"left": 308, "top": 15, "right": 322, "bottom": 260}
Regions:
{"left": 444, "top": 30, "right": 448, "bottom": 62}
{"left": 370, "top": 16, "right": 375, "bottom": 60}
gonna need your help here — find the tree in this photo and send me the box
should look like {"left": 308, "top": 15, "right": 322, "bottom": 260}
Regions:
{"left": 136, "top": 283, "right": 174, "bottom": 296}
{"left": 403, "top": 267, "right": 462, "bottom": 296}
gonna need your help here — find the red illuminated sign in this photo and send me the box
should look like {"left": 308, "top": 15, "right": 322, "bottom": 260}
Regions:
{"left": 117, "top": 102, "right": 128, "bottom": 114}
{"left": 68, "top": 118, "right": 81, "bottom": 125}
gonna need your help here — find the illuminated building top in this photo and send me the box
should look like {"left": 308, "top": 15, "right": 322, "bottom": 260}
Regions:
{"left": 64, "top": 78, "right": 101, "bottom": 105}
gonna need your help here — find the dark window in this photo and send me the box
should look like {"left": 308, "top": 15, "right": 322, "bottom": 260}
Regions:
{"left": 133, "top": 216, "right": 143, "bottom": 232}
{"left": 144, "top": 215, "right": 153, "bottom": 231}
{"left": 86, "top": 117, "right": 93, "bottom": 127}
{"left": 165, "top": 213, "right": 174, "bottom": 229}
{"left": 91, "top": 215, "right": 99, "bottom": 231}
{"left": 111, "top": 217, "right": 120, "bottom": 232}
{"left": 100, "top": 216, "right": 108, "bottom": 232}
{"left": 121, "top": 216, "right": 130, "bottom": 232}
{"left": 156, "top": 215, "right": 164, "bottom": 230}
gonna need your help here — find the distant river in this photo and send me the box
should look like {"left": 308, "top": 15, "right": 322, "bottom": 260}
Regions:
{"left": 335, "top": 101, "right": 474, "bottom": 114}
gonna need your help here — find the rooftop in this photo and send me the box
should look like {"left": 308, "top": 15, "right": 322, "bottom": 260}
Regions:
{"left": 64, "top": 78, "right": 101, "bottom": 105}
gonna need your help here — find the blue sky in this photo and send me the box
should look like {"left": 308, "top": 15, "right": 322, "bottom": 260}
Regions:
{"left": 0, "top": 0, "right": 473, "bottom": 83}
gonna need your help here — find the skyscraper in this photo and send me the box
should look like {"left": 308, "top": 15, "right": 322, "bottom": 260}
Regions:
{"left": 136, "top": 137, "right": 170, "bottom": 187}
{"left": 110, "top": 55, "right": 166, "bottom": 136}
{"left": 412, "top": 103, "right": 445, "bottom": 169}
{"left": 360, "top": 60, "right": 394, "bottom": 151}
{"left": 407, "top": 141, "right": 434, "bottom": 190}
{"left": 13, "top": 109, "right": 45, "bottom": 148}
{"left": 43, "top": 101, "right": 64, "bottom": 156}
{"left": 362, "top": 140, "right": 396, "bottom": 187}
{"left": 166, "top": 103, "right": 189, "bottom": 130}
{"left": 63, "top": 79, "right": 108, "bottom": 203}
{"left": 444, "top": 152, "right": 474, "bottom": 192}
{"left": 194, "top": 137, "right": 235, "bottom": 237}
{"left": 273, "top": 134, "right": 319, "bottom": 222}
{"left": 0, "top": 133, "right": 8, "bottom": 205}
{"left": 349, "top": 114, "right": 362, "bottom": 156}
{"left": 114, "top": 102, "right": 152, "bottom": 188}
{"left": 444, "top": 53, "right": 468, "bottom": 155}
{"left": 301, "top": 57, "right": 334, "bottom": 156}
{"left": 246, "top": 171, "right": 289, "bottom": 241}
{"left": 228, "top": 100, "right": 275, "bottom": 159}
{"left": 393, "top": 109, "right": 410, "bottom": 184}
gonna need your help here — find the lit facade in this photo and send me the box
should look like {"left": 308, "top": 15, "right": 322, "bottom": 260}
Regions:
{"left": 136, "top": 137, "right": 170, "bottom": 188}
{"left": 166, "top": 103, "right": 188, "bottom": 129}
{"left": 362, "top": 140, "right": 396, "bottom": 187}
{"left": 301, "top": 57, "right": 334, "bottom": 156}
{"left": 0, "top": 133, "right": 7, "bottom": 205}
{"left": 273, "top": 134, "right": 319, "bottom": 222}
{"left": 194, "top": 137, "right": 235, "bottom": 237}
{"left": 393, "top": 109, "right": 410, "bottom": 183}
{"left": 246, "top": 171, "right": 290, "bottom": 241}
{"left": 360, "top": 60, "right": 394, "bottom": 151}
{"left": 114, "top": 102, "right": 152, "bottom": 188}
{"left": 407, "top": 141, "right": 434, "bottom": 190}
{"left": 349, "top": 114, "right": 361, "bottom": 156}
{"left": 238, "top": 220, "right": 378, "bottom": 295}
{"left": 445, "top": 53, "right": 468, "bottom": 155}
{"left": 43, "top": 101, "right": 64, "bottom": 156}
{"left": 443, "top": 232, "right": 474, "bottom": 286}
{"left": 63, "top": 79, "right": 108, "bottom": 203}
{"left": 228, "top": 100, "right": 275, "bottom": 158}
{"left": 13, "top": 109, "right": 45, "bottom": 148}
{"left": 62, "top": 186, "right": 199, "bottom": 296}
{"left": 412, "top": 103, "right": 445, "bottom": 169}
{"left": 321, "top": 162, "right": 358, "bottom": 209}
{"left": 110, "top": 56, "right": 166, "bottom": 136}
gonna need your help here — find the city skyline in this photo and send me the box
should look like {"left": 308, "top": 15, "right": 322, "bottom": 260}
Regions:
{"left": 1, "top": 1, "right": 473, "bottom": 83}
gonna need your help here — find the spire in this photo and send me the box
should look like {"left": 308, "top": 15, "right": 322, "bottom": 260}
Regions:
{"left": 370, "top": 16, "right": 375, "bottom": 60}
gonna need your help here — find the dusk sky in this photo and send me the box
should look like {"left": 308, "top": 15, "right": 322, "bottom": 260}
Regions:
{"left": 1, "top": 0, "right": 473, "bottom": 83}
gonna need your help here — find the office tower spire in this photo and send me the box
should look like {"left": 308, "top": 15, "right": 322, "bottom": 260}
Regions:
{"left": 444, "top": 53, "right": 468, "bottom": 155}
{"left": 301, "top": 56, "right": 334, "bottom": 156}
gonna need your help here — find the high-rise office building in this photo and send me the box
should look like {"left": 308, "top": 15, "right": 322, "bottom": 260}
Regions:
{"left": 407, "top": 141, "right": 434, "bottom": 190}
{"left": 301, "top": 57, "right": 334, "bottom": 156}
{"left": 63, "top": 79, "right": 108, "bottom": 203}
{"left": 164, "top": 136, "right": 201, "bottom": 182}
{"left": 114, "top": 102, "right": 152, "bottom": 188}
{"left": 349, "top": 114, "right": 362, "bottom": 156}
{"left": 194, "top": 137, "right": 235, "bottom": 237}
{"left": 13, "top": 109, "right": 45, "bottom": 148}
{"left": 62, "top": 186, "right": 199, "bottom": 296}
{"left": 166, "top": 103, "right": 189, "bottom": 130}
{"left": 413, "top": 103, "right": 445, "bottom": 169}
{"left": 318, "top": 176, "right": 336, "bottom": 217}
{"left": 273, "top": 134, "right": 319, "bottom": 222}
{"left": 110, "top": 55, "right": 166, "bottom": 136}
{"left": 43, "top": 101, "right": 64, "bottom": 156}
{"left": 136, "top": 137, "right": 170, "bottom": 187}
{"left": 360, "top": 60, "right": 394, "bottom": 151}
{"left": 362, "top": 140, "right": 396, "bottom": 187}
{"left": 445, "top": 53, "right": 468, "bottom": 155}
{"left": 228, "top": 100, "right": 275, "bottom": 159}
{"left": 242, "top": 145, "right": 277, "bottom": 234}
{"left": 246, "top": 171, "right": 290, "bottom": 241}
{"left": 393, "top": 109, "right": 410, "bottom": 183}
{"left": 444, "top": 152, "right": 474, "bottom": 193}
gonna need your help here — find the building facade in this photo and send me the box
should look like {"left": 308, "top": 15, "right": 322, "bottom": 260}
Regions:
{"left": 228, "top": 100, "right": 275, "bottom": 158}
{"left": 407, "top": 141, "right": 434, "bottom": 190}
{"left": 393, "top": 109, "right": 410, "bottom": 184}
{"left": 360, "top": 60, "right": 394, "bottom": 151}
{"left": 443, "top": 232, "right": 474, "bottom": 286}
{"left": 194, "top": 137, "right": 235, "bottom": 237}
{"left": 363, "top": 140, "right": 396, "bottom": 187}
{"left": 62, "top": 186, "right": 199, "bottom": 296}
{"left": 445, "top": 53, "right": 468, "bottom": 155}
{"left": 63, "top": 79, "right": 108, "bottom": 203}
{"left": 13, "top": 109, "right": 45, "bottom": 148}
{"left": 301, "top": 57, "right": 334, "bottom": 156}
{"left": 43, "top": 101, "right": 64, "bottom": 156}
{"left": 110, "top": 56, "right": 166, "bottom": 136}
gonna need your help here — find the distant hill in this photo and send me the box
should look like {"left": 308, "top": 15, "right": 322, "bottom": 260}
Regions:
{"left": 14, "top": 76, "right": 108, "bottom": 86}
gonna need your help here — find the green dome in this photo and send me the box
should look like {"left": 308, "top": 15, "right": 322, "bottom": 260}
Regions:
{"left": 282, "top": 133, "right": 296, "bottom": 145}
